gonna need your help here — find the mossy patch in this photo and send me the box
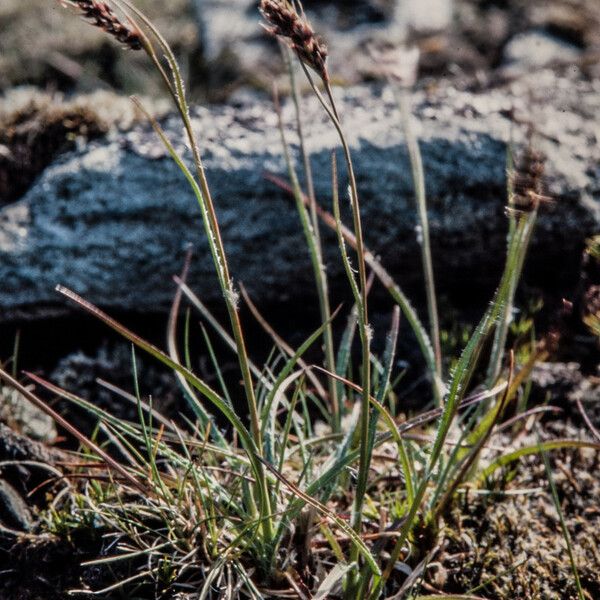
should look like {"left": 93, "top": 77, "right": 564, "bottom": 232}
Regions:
{"left": 439, "top": 422, "right": 600, "bottom": 599}
{"left": 0, "top": 87, "right": 165, "bottom": 204}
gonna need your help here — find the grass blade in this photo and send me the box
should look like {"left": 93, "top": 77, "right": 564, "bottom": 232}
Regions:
{"left": 540, "top": 440, "right": 585, "bottom": 600}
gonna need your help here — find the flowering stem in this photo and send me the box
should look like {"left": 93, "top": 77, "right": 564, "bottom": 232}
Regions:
{"left": 301, "top": 66, "right": 372, "bottom": 582}
{"left": 284, "top": 49, "right": 341, "bottom": 431}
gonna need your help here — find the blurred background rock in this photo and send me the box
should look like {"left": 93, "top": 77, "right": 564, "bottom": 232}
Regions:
{"left": 1, "top": 0, "right": 598, "bottom": 102}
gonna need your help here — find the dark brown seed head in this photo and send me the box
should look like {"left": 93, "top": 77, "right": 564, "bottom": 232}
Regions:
{"left": 74, "top": 0, "right": 142, "bottom": 50}
{"left": 259, "top": 0, "right": 329, "bottom": 82}
{"left": 507, "top": 145, "right": 549, "bottom": 215}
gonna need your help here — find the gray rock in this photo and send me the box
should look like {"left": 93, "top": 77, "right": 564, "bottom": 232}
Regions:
{"left": 0, "top": 422, "right": 67, "bottom": 465}
{"left": 0, "top": 71, "right": 598, "bottom": 321}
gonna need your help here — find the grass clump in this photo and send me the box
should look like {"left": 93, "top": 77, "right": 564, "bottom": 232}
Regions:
{"left": 0, "top": 1, "right": 597, "bottom": 598}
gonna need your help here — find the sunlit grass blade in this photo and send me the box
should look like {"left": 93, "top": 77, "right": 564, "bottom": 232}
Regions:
{"left": 478, "top": 439, "right": 600, "bottom": 483}
{"left": 54, "top": 285, "right": 277, "bottom": 544}
{"left": 115, "top": 5, "right": 272, "bottom": 540}
{"left": 430, "top": 353, "right": 514, "bottom": 520}
{"left": 240, "top": 282, "right": 327, "bottom": 401}
{"left": 336, "top": 306, "right": 358, "bottom": 415}
{"left": 540, "top": 441, "right": 585, "bottom": 600}
{"left": 167, "top": 247, "right": 225, "bottom": 442}
{"left": 174, "top": 276, "right": 271, "bottom": 389}
{"left": 314, "top": 562, "right": 356, "bottom": 600}
{"left": 260, "top": 308, "right": 340, "bottom": 460}
{"left": 372, "top": 212, "right": 534, "bottom": 596}
{"left": 394, "top": 84, "right": 442, "bottom": 393}
{"left": 199, "top": 324, "right": 233, "bottom": 406}
{"left": 276, "top": 56, "right": 340, "bottom": 430}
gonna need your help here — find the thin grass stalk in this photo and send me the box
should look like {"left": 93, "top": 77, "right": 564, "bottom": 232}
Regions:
{"left": 129, "top": 68, "right": 260, "bottom": 448}
{"left": 265, "top": 85, "right": 339, "bottom": 405}
{"left": 394, "top": 85, "right": 443, "bottom": 404}
{"left": 336, "top": 306, "right": 358, "bottom": 408}
{"left": 130, "top": 346, "right": 174, "bottom": 503}
{"left": 55, "top": 286, "right": 276, "bottom": 544}
{"left": 327, "top": 149, "right": 371, "bottom": 577}
{"left": 317, "top": 363, "right": 417, "bottom": 510}
{"left": 331, "top": 154, "right": 362, "bottom": 305}
{"left": 281, "top": 383, "right": 500, "bottom": 551}
{"left": 274, "top": 376, "right": 304, "bottom": 499}
{"left": 256, "top": 456, "right": 381, "bottom": 579}
{"left": 289, "top": 64, "right": 372, "bottom": 580}
{"left": 486, "top": 149, "right": 518, "bottom": 387}
{"left": 112, "top": 1, "right": 273, "bottom": 544}
{"left": 480, "top": 439, "right": 600, "bottom": 483}
{"left": 167, "top": 248, "right": 225, "bottom": 443}
{"left": 173, "top": 277, "right": 271, "bottom": 390}
{"left": 258, "top": 313, "right": 337, "bottom": 462}
{"left": 466, "top": 333, "right": 550, "bottom": 452}
{"left": 240, "top": 283, "right": 327, "bottom": 399}
{"left": 95, "top": 380, "right": 177, "bottom": 435}
{"left": 283, "top": 47, "right": 340, "bottom": 431}
{"left": 430, "top": 352, "right": 514, "bottom": 521}
{"left": 487, "top": 146, "right": 543, "bottom": 386}
{"left": 129, "top": 97, "right": 272, "bottom": 542}
{"left": 200, "top": 324, "right": 233, "bottom": 404}
{"left": 10, "top": 330, "right": 20, "bottom": 379}
{"left": 374, "top": 307, "right": 415, "bottom": 504}
{"left": 429, "top": 215, "right": 531, "bottom": 469}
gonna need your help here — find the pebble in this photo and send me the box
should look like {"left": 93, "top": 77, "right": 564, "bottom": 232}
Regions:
{"left": 400, "top": 0, "right": 454, "bottom": 34}
{"left": 0, "top": 479, "right": 33, "bottom": 533}
{"left": 502, "top": 30, "right": 582, "bottom": 75}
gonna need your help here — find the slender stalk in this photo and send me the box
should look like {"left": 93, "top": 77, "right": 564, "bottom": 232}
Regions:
{"left": 103, "top": 0, "right": 274, "bottom": 547}
{"left": 284, "top": 48, "right": 340, "bottom": 431}
{"left": 299, "top": 67, "right": 372, "bottom": 588}
{"left": 541, "top": 442, "right": 585, "bottom": 600}
{"left": 395, "top": 85, "right": 443, "bottom": 404}
{"left": 275, "top": 55, "right": 341, "bottom": 426}
{"left": 487, "top": 146, "right": 544, "bottom": 387}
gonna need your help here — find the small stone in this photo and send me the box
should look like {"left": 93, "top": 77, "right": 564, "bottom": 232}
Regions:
{"left": 0, "top": 479, "right": 33, "bottom": 533}
{"left": 0, "top": 386, "right": 57, "bottom": 443}
{"left": 502, "top": 30, "right": 582, "bottom": 75}
{"left": 400, "top": 0, "right": 454, "bottom": 34}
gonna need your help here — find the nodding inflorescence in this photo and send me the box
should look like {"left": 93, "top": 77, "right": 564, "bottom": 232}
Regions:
{"left": 259, "top": 0, "right": 329, "bottom": 82}
{"left": 72, "top": 1, "right": 142, "bottom": 50}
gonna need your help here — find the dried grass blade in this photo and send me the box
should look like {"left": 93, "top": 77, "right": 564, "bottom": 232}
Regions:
{"left": 0, "top": 368, "right": 146, "bottom": 493}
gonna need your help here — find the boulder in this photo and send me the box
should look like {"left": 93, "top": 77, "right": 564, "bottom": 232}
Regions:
{"left": 0, "top": 70, "right": 598, "bottom": 321}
